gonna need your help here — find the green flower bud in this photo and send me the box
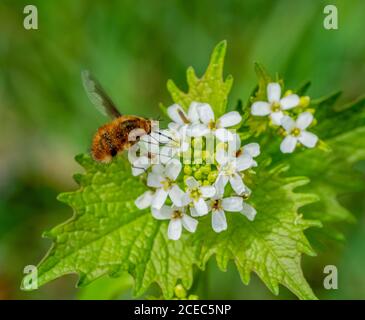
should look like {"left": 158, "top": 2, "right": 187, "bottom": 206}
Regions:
{"left": 201, "top": 164, "right": 211, "bottom": 175}
{"left": 174, "top": 284, "right": 187, "bottom": 299}
{"left": 299, "top": 96, "right": 310, "bottom": 108}
{"left": 208, "top": 171, "right": 218, "bottom": 183}
{"left": 184, "top": 165, "right": 192, "bottom": 175}
{"left": 194, "top": 170, "right": 202, "bottom": 180}
{"left": 284, "top": 89, "right": 293, "bottom": 97}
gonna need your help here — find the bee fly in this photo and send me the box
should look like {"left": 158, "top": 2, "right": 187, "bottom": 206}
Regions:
{"left": 81, "top": 70, "right": 172, "bottom": 164}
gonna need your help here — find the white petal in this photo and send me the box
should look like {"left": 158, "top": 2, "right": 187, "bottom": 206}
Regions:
{"left": 188, "top": 123, "right": 210, "bottom": 137}
{"left": 165, "top": 159, "right": 182, "bottom": 180}
{"left": 222, "top": 197, "right": 243, "bottom": 212}
{"left": 133, "top": 156, "right": 150, "bottom": 168}
{"left": 298, "top": 131, "right": 318, "bottom": 148}
{"left": 281, "top": 115, "right": 296, "bottom": 132}
{"left": 160, "top": 146, "right": 176, "bottom": 164}
{"left": 190, "top": 206, "right": 199, "bottom": 217}
{"left": 194, "top": 198, "right": 209, "bottom": 216}
{"left": 267, "top": 82, "right": 281, "bottom": 103}
{"left": 280, "top": 136, "right": 298, "bottom": 153}
{"left": 270, "top": 111, "right": 284, "bottom": 125}
{"left": 212, "top": 209, "right": 227, "bottom": 233}
{"left": 167, "top": 104, "right": 188, "bottom": 124}
{"left": 135, "top": 191, "right": 154, "bottom": 209}
{"left": 200, "top": 185, "right": 216, "bottom": 198}
{"left": 147, "top": 173, "right": 164, "bottom": 188}
{"left": 240, "top": 202, "right": 257, "bottom": 221}
{"left": 180, "top": 141, "right": 190, "bottom": 152}
{"left": 139, "top": 138, "right": 159, "bottom": 155}
{"left": 152, "top": 164, "right": 165, "bottom": 175}
{"left": 215, "top": 147, "right": 228, "bottom": 165}
{"left": 182, "top": 214, "right": 198, "bottom": 233}
{"left": 243, "top": 143, "right": 260, "bottom": 158}
{"left": 236, "top": 154, "right": 254, "bottom": 171}
{"left": 181, "top": 193, "right": 192, "bottom": 206}
{"left": 187, "top": 102, "right": 200, "bottom": 123}
{"left": 218, "top": 111, "right": 242, "bottom": 128}
{"left": 168, "top": 219, "right": 182, "bottom": 240}
{"left": 296, "top": 112, "right": 313, "bottom": 130}
{"left": 186, "top": 177, "right": 199, "bottom": 189}
{"left": 229, "top": 134, "right": 241, "bottom": 153}
{"left": 169, "top": 185, "right": 185, "bottom": 207}
{"left": 215, "top": 128, "right": 233, "bottom": 142}
{"left": 132, "top": 167, "right": 147, "bottom": 176}
{"left": 197, "top": 103, "right": 215, "bottom": 124}
{"left": 152, "top": 205, "right": 172, "bottom": 220}
{"left": 128, "top": 144, "right": 139, "bottom": 163}
{"left": 214, "top": 174, "right": 229, "bottom": 196}
{"left": 251, "top": 101, "right": 271, "bottom": 116}
{"left": 168, "top": 122, "right": 181, "bottom": 131}
{"left": 229, "top": 173, "right": 247, "bottom": 195}
{"left": 151, "top": 188, "right": 169, "bottom": 209}
{"left": 280, "top": 94, "right": 300, "bottom": 110}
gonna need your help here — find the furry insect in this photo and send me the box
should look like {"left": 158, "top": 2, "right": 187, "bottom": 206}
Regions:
{"left": 82, "top": 70, "right": 157, "bottom": 163}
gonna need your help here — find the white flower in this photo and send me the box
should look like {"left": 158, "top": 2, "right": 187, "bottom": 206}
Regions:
{"left": 190, "top": 103, "right": 242, "bottom": 141}
{"left": 214, "top": 148, "right": 253, "bottom": 196}
{"left": 152, "top": 205, "right": 198, "bottom": 240}
{"left": 167, "top": 102, "right": 200, "bottom": 133}
{"left": 223, "top": 134, "right": 260, "bottom": 168}
{"left": 209, "top": 190, "right": 243, "bottom": 233}
{"left": 280, "top": 112, "right": 318, "bottom": 153}
{"left": 251, "top": 82, "right": 300, "bottom": 125}
{"left": 158, "top": 125, "right": 190, "bottom": 164}
{"left": 146, "top": 159, "right": 185, "bottom": 209}
{"left": 184, "top": 177, "right": 216, "bottom": 217}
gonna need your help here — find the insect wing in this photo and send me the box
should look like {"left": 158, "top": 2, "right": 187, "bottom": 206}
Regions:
{"left": 81, "top": 70, "right": 121, "bottom": 119}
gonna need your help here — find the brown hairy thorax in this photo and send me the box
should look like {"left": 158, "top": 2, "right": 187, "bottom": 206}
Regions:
{"left": 91, "top": 115, "right": 152, "bottom": 163}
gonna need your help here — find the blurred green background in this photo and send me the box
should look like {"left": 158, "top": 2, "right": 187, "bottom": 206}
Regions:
{"left": 0, "top": 0, "right": 364, "bottom": 299}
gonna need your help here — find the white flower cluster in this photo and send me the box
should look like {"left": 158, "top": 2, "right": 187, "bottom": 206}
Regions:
{"left": 129, "top": 102, "right": 260, "bottom": 240}
{"left": 251, "top": 82, "right": 318, "bottom": 153}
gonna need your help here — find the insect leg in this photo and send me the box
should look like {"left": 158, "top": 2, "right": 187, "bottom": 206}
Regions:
{"left": 154, "top": 131, "right": 178, "bottom": 143}
{"left": 132, "top": 165, "right": 147, "bottom": 173}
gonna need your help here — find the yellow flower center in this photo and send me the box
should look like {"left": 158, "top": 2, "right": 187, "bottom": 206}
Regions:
{"left": 172, "top": 210, "right": 183, "bottom": 219}
{"left": 208, "top": 120, "right": 216, "bottom": 130}
{"left": 271, "top": 102, "right": 281, "bottom": 112}
{"left": 162, "top": 179, "right": 172, "bottom": 191}
{"left": 223, "top": 162, "right": 235, "bottom": 176}
{"left": 212, "top": 199, "right": 222, "bottom": 210}
{"left": 190, "top": 187, "right": 202, "bottom": 201}
{"left": 291, "top": 127, "right": 301, "bottom": 137}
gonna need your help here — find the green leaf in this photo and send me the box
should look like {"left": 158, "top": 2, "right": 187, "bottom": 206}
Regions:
{"left": 195, "top": 164, "right": 321, "bottom": 300}
{"left": 289, "top": 100, "right": 365, "bottom": 240}
{"left": 77, "top": 272, "right": 133, "bottom": 300}
{"left": 166, "top": 40, "right": 233, "bottom": 117}
{"left": 22, "top": 155, "right": 201, "bottom": 298}
{"left": 252, "top": 62, "right": 273, "bottom": 101}
{"left": 314, "top": 95, "right": 365, "bottom": 140}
